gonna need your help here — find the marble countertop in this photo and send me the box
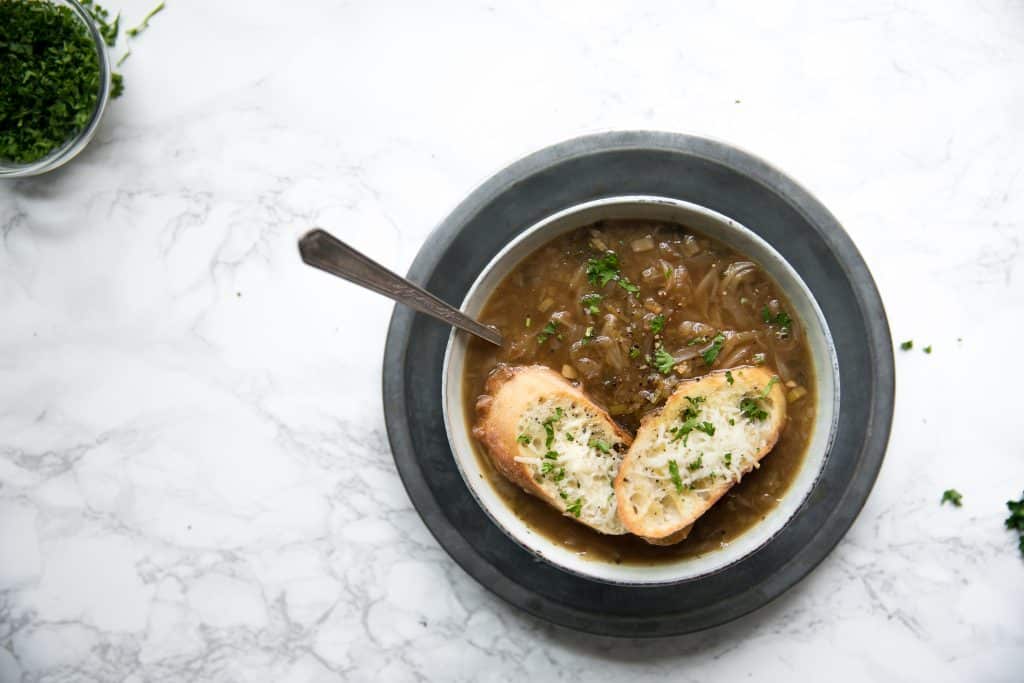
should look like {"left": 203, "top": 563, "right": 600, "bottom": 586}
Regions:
{"left": 2, "top": 0, "right": 1023, "bottom": 680}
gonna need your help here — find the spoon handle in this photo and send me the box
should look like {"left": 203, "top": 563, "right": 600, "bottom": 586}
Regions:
{"left": 298, "top": 229, "right": 503, "bottom": 347}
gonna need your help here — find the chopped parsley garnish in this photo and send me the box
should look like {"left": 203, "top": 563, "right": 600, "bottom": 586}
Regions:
{"left": 650, "top": 315, "right": 666, "bottom": 334}
{"left": 565, "top": 433, "right": 574, "bottom": 442}
{"left": 586, "top": 252, "right": 621, "bottom": 287}
{"left": 554, "top": 468, "right": 566, "bottom": 482}
{"left": 761, "top": 307, "right": 792, "bottom": 332}
{"left": 618, "top": 278, "right": 640, "bottom": 294}
{"left": 687, "top": 455, "right": 704, "bottom": 471}
{"left": 724, "top": 453, "right": 733, "bottom": 466}
{"left": 900, "top": 340, "right": 913, "bottom": 350}
{"left": 680, "top": 396, "right": 703, "bottom": 422}
{"left": 924, "top": 345, "right": 933, "bottom": 354}
{"left": 668, "top": 460, "right": 684, "bottom": 493}
{"left": 1005, "top": 492, "right": 1024, "bottom": 556}
{"left": 541, "top": 408, "right": 563, "bottom": 447}
{"left": 669, "top": 397, "right": 708, "bottom": 444}
{"left": 0, "top": 0, "right": 109, "bottom": 164}
{"left": 702, "top": 333, "right": 726, "bottom": 365}
{"left": 940, "top": 489, "right": 963, "bottom": 507}
{"left": 760, "top": 375, "right": 779, "bottom": 398}
{"left": 1006, "top": 495, "right": 1024, "bottom": 529}
{"left": 585, "top": 251, "right": 639, "bottom": 294}
{"left": 566, "top": 498, "right": 583, "bottom": 518}
{"left": 541, "top": 461, "right": 556, "bottom": 475}
{"left": 537, "top": 320, "right": 558, "bottom": 344}
{"left": 728, "top": 418, "right": 735, "bottom": 425}
{"left": 80, "top": 0, "right": 119, "bottom": 47}
{"left": 670, "top": 417, "right": 699, "bottom": 444}
{"left": 126, "top": 1, "right": 164, "bottom": 38}
{"left": 589, "top": 438, "right": 611, "bottom": 454}
{"left": 725, "top": 370, "right": 734, "bottom": 385}
{"left": 581, "top": 293, "right": 602, "bottom": 315}
{"left": 654, "top": 347, "right": 676, "bottom": 375}
{"left": 739, "top": 396, "right": 769, "bottom": 422}
{"left": 628, "top": 344, "right": 641, "bottom": 359}
{"left": 543, "top": 451, "right": 559, "bottom": 460}
{"left": 516, "top": 434, "right": 531, "bottom": 445}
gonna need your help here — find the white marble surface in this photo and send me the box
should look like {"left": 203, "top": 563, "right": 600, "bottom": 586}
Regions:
{"left": 2, "top": 0, "right": 1023, "bottom": 680}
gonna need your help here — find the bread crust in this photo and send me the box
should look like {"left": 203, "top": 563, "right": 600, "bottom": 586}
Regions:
{"left": 472, "top": 364, "right": 632, "bottom": 534}
{"left": 614, "top": 366, "right": 787, "bottom": 543}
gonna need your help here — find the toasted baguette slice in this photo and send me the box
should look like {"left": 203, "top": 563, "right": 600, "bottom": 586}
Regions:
{"left": 615, "top": 366, "right": 787, "bottom": 544}
{"left": 473, "top": 365, "right": 632, "bottom": 535}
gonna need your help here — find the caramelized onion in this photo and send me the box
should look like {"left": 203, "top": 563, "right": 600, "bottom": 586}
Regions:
{"left": 465, "top": 220, "right": 813, "bottom": 437}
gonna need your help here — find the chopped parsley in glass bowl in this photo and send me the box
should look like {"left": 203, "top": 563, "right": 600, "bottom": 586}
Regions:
{"left": 0, "top": 0, "right": 112, "bottom": 177}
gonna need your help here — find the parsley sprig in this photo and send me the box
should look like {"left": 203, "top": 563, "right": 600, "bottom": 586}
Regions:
{"left": 941, "top": 489, "right": 963, "bottom": 507}
{"left": 586, "top": 251, "right": 640, "bottom": 295}
{"left": 126, "top": 1, "right": 164, "bottom": 38}
{"left": 1006, "top": 492, "right": 1024, "bottom": 556}
{"left": 702, "top": 333, "right": 726, "bottom": 365}
{"left": 668, "top": 460, "right": 684, "bottom": 493}
{"left": 537, "top": 320, "right": 558, "bottom": 344}
{"left": 739, "top": 396, "right": 769, "bottom": 422}
{"left": 669, "top": 396, "right": 712, "bottom": 445}
{"left": 654, "top": 347, "right": 676, "bottom": 375}
{"left": 580, "top": 293, "right": 602, "bottom": 315}
{"left": 761, "top": 307, "right": 792, "bottom": 333}
{"left": 541, "top": 407, "right": 563, "bottom": 448}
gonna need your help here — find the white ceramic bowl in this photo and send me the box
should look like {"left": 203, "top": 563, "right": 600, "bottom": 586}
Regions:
{"left": 442, "top": 196, "right": 839, "bottom": 585}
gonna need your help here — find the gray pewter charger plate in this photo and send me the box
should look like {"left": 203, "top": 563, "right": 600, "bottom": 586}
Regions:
{"left": 382, "top": 131, "right": 894, "bottom": 637}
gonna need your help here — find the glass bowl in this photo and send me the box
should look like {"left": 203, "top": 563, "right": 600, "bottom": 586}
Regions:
{"left": 0, "top": 0, "right": 112, "bottom": 178}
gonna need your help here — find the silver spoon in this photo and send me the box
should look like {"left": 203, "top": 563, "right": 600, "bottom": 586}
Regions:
{"left": 298, "top": 228, "right": 503, "bottom": 346}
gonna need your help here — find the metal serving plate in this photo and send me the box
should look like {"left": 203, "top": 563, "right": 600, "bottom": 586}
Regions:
{"left": 383, "top": 131, "right": 893, "bottom": 636}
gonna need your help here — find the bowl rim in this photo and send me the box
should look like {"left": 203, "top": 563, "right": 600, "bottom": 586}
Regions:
{"left": 0, "top": 0, "right": 112, "bottom": 178}
{"left": 441, "top": 194, "right": 840, "bottom": 585}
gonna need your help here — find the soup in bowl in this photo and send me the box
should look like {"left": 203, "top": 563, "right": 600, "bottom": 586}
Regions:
{"left": 442, "top": 196, "right": 839, "bottom": 584}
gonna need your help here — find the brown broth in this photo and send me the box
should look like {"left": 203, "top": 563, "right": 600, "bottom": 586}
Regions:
{"left": 462, "top": 220, "right": 816, "bottom": 565}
